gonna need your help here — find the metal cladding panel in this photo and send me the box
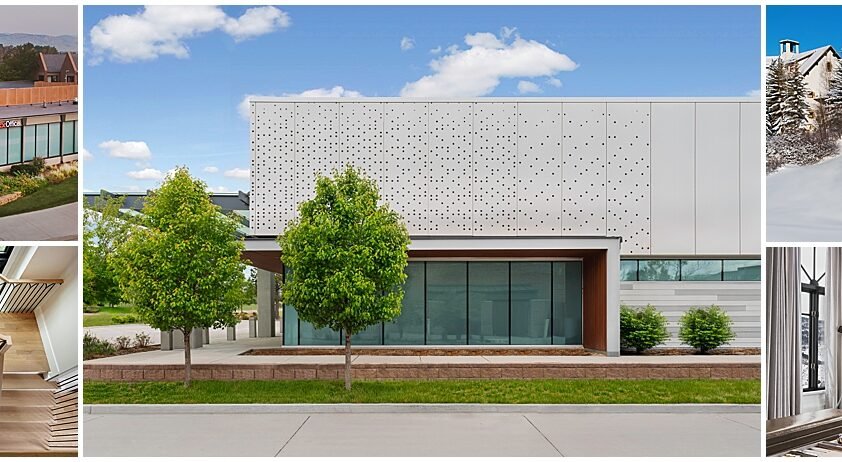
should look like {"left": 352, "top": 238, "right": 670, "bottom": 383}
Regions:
{"left": 740, "top": 103, "right": 761, "bottom": 255}
{"left": 428, "top": 102, "right": 473, "bottom": 235}
{"left": 607, "top": 103, "right": 651, "bottom": 255}
{"left": 562, "top": 102, "right": 607, "bottom": 236}
{"left": 384, "top": 103, "right": 429, "bottom": 234}
{"left": 472, "top": 102, "right": 517, "bottom": 235}
{"left": 516, "top": 102, "right": 563, "bottom": 235}
{"left": 695, "top": 103, "right": 741, "bottom": 254}
{"left": 252, "top": 102, "right": 295, "bottom": 236}
{"left": 650, "top": 103, "right": 696, "bottom": 255}
{"left": 339, "top": 102, "right": 384, "bottom": 190}
{"left": 295, "top": 102, "right": 339, "bottom": 206}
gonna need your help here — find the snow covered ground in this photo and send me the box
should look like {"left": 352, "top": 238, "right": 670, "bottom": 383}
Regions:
{"left": 768, "top": 153, "right": 842, "bottom": 242}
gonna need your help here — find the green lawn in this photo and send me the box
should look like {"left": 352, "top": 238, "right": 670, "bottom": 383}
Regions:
{"left": 83, "top": 305, "right": 137, "bottom": 327}
{"left": 83, "top": 379, "right": 760, "bottom": 405}
{"left": 0, "top": 174, "right": 77, "bottom": 217}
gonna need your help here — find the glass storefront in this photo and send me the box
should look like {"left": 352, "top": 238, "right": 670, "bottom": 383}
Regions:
{"left": 0, "top": 118, "right": 77, "bottom": 166}
{"left": 284, "top": 260, "right": 584, "bottom": 346}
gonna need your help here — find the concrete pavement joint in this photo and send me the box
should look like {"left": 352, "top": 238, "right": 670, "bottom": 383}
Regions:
{"left": 276, "top": 415, "right": 310, "bottom": 457}
{"left": 84, "top": 403, "right": 760, "bottom": 414}
{"left": 721, "top": 414, "right": 762, "bottom": 431}
{"left": 523, "top": 415, "right": 563, "bottom": 456}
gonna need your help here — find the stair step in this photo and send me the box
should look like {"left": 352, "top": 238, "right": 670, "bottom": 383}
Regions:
{"left": 2, "top": 373, "right": 55, "bottom": 390}
{"left": 0, "top": 405, "right": 53, "bottom": 422}
{"left": 0, "top": 389, "right": 54, "bottom": 406}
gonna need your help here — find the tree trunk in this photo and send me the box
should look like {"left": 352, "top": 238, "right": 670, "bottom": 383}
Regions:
{"left": 344, "top": 332, "right": 352, "bottom": 391}
{"left": 183, "top": 329, "right": 192, "bottom": 388}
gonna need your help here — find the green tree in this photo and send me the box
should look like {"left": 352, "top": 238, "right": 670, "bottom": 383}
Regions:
{"left": 113, "top": 168, "right": 246, "bottom": 386}
{"left": 280, "top": 167, "right": 410, "bottom": 390}
{"left": 0, "top": 43, "right": 57, "bottom": 81}
{"left": 766, "top": 58, "right": 786, "bottom": 136}
{"left": 83, "top": 195, "right": 131, "bottom": 307}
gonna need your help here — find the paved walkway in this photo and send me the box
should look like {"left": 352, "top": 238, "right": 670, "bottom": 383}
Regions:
{"left": 0, "top": 202, "right": 77, "bottom": 240}
{"left": 85, "top": 319, "right": 275, "bottom": 345}
{"left": 83, "top": 405, "right": 761, "bottom": 457}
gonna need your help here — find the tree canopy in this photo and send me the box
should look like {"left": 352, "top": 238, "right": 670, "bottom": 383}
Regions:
{"left": 0, "top": 43, "right": 57, "bottom": 81}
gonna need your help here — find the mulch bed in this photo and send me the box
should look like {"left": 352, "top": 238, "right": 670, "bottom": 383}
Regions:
{"left": 86, "top": 344, "right": 160, "bottom": 360}
{"left": 624, "top": 347, "right": 760, "bottom": 356}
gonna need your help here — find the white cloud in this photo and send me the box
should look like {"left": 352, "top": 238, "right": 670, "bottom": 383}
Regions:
{"left": 89, "top": 5, "right": 290, "bottom": 63}
{"left": 400, "top": 36, "right": 415, "bottom": 51}
{"left": 126, "top": 168, "right": 164, "bottom": 180}
{"left": 517, "top": 80, "right": 541, "bottom": 94}
{"left": 224, "top": 167, "right": 250, "bottom": 179}
{"left": 207, "top": 185, "right": 235, "bottom": 193}
{"left": 203, "top": 166, "right": 219, "bottom": 173}
{"left": 99, "top": 140, "right": 152, "bottom": 160}
{"left": 237, "top": 87, "right": 363, "bottom": 120}
{"left": 401, "top": 31, "right": 578, "bottom": 97}
{"left": 746, "top": 88, "right": 760, "bottom": 97}
{"left": 82, "top": 148, "right": 93, "bottom": 160}
{"left": 547, "top": 77, "right": 562, "bottom": 88}
{"left": 430, "top": 46, "right": 441, "bottom": 54}
{"left": 501, "top": 26, "right": 517, "bottom": 39}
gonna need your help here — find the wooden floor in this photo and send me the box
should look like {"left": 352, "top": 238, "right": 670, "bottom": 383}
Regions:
{"left": 0, "top": 313, "right": 49, "bottom": 373}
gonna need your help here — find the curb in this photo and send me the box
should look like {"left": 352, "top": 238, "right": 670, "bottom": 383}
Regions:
{"left": 85, "top": 403, "right": 760, "bottom": 415}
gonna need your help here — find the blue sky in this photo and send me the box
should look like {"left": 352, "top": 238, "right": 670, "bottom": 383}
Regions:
{"left": 767, "top": 6, "right": 842, "bottom": 56}
{"left": 83, "top": 5, "right": 760, "bottom": 193}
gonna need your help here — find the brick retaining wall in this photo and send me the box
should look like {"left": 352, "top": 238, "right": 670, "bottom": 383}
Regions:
{"left": 84, "top": 362, "right": 759, "bottom": 382}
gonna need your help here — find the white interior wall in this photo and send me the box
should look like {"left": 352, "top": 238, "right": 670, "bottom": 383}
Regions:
{"left": 34, "top": 249, "right": 78, "bottom": 377}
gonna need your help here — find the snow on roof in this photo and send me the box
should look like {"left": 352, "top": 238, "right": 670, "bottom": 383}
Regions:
{"left": 766, "top": 45, "right": 840, "bottom": 74}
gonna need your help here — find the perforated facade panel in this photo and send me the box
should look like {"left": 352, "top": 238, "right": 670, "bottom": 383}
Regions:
{"left": 251, "top": 98, "right": 759, "bottom": 257}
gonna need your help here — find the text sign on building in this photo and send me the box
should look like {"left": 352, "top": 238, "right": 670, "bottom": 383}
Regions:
{"left": 0, "top": 119, "right": 21, "bottom": 128}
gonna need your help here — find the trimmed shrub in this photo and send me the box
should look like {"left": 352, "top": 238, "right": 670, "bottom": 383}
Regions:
{"left": 82, "top": 305, "right": 101, "bottom": 313}
{"left": 114, "top": 335, "right": 132, "bottom": 350}
{"left": 134, "top": 332, "right": 151, "bottom": 348}
{"left": 10, "top": 162, "right": 40, "bottom": 176}
{"left": 31, "top": 156, "right": 46, "bottom": 173}
{"left": 620, "top": 304, "right": 670, "bottom": 353}
{"left": 83, "top": 332, "right": 115, "bottom": 360}
{"left": 112, "top": 314, "right": 140, "bottom": 324}
{"left": 678, "top": 305, "right": 735, "bottom": 353}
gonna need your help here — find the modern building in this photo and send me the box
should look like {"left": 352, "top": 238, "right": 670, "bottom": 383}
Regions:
{"left": 35, "top": 52, "right": 78, "bottom": 84}
{"left": 245, "top": 97, "right": 762, "bottom": 355}
{"left": 766, "top": 39, "right": 841, "bottom": 124}
{"left": 0, "top": 101, "right": 78, "bottom": 169}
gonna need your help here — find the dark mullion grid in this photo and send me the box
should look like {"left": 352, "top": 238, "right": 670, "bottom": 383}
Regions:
{"left": 550, "top": 262, "right": 554, "bottom": 345}
{"left": 802, "top": 247, "right": 826, "bottom": 392}
{"left": 464, "top": 261, "right": 469, "bottom": 346}
{"left": 423, "top": 262, "right": 428, "bottom": 345}
{"left": 508, "top": 261, "right": 512, "bottom": 346}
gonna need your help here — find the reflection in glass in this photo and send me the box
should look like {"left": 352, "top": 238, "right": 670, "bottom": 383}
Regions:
{"left": 681, "top": 260, "right": 722, "bottom": 281}
{"left": 468, "top": 261, "right": 509, "bottom": 345}
{"left": 553, "top": 261, "right": 582, "bottom": 345}
{"left": 638, "top": 260, "right": 680, "bottom": 281}
{"left": 384, "top": 262, "right": 424, "bottom": 344}
{"left": 426, "top": 262, "right": 467, "bottom": 345}
{"left": 723, "top": 260, "right": 761, "bottom": 281}
{"left": 511, "top": 262, "right": 551, "bottom": 345}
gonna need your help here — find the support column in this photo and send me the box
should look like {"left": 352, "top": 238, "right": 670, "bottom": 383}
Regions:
{"left": 257, "top": 269, "right": 276, "bottom": 337}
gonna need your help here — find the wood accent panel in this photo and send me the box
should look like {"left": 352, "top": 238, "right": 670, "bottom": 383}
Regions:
{"left": 242, "top": 250, "right": 283, "bottom": 273}
{"left": 582, "top": 250, "right": 607, "bottom": 351}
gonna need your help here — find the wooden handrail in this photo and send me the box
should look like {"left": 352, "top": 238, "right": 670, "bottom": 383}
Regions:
{"left": 0, "top": 333, "right": 10, "bottom": 355}
{"left": 0, "top": 274, "right": 64, "bottom": 285}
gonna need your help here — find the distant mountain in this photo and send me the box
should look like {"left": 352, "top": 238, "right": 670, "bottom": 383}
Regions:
{"left": 0, "top": 33, "right": 76, "bottom": 52}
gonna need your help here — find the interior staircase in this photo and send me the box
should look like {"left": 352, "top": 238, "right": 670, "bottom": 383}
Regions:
{"left": 0, "top": 372, "right": 76, "bottom": 456}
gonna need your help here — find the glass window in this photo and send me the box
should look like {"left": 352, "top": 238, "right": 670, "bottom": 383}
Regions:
{"left": 384, "top": 262, "right": 424, "bottom": 345}
{"left": 468, "top": 261, "right": 509, "bottom": 345}
{"left": 426, "top": 262, "right": 467, "bottom": 345}
{"left": 723, "top": 260, "right": 761, "bottom": 281}
{"left": 299, "top": 322, "right": 340, "bottom": 346}
{"left": 620, "top": 260, "right": 638, "bottom": 281}
{"left": 34, "top": 124, "right": 48, "bottom": 158}
{"left": 61, "top": 121, "right": 75, "bottom": 154}
{"left": 48, "top": 123, "right": 60, "bottom": 158}
{"left": 511, "top": 262, "right": 551, "bottom": 345}
{"left": 22, "top": 125, "right": 35, "bottom": 162}
{"left": 638, "top": 260, "right": 680, "bottom": 281}
{"left": 351, "top": 323, "right": 382, "bottom": 345}
{"left": 7, "top": 127, "right": 21, "bottom": 164}
{"left": 553, "top": 261, "right": 582, "bottom": 345}
{"left": 681, "top": 260, "right": 722, "bottom": 281}
{"left": 0, "top": 128, "right": 6, "bottom": 165}
{"left": 282, "top": 267, "right": 298, "bottom": 346}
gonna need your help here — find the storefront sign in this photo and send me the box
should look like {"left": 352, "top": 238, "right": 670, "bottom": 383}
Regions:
{"left": 0, "top": 119, "right": 21, "bottom": 128}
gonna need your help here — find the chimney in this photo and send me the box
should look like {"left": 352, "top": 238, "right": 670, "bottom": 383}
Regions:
{"left": 780, "top": 39, "right": 800, "bottom": 61}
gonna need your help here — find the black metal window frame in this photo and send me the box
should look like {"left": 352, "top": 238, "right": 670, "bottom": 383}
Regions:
{"left": 0, "top": 117, "right": 76, "bottom": 167}
{"left": 621, "top": 258, "right": 761, "bottom": 282}
{"left": 802, "top": 248, "right": 826, "bottom": 392}
{"left": 0, "top": 246, "right": 14, "bottom": 273}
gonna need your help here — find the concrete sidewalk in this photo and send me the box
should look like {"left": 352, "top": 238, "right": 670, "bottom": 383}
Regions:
{"left": 82, "top": 405, "right": 761, "bottom": 457}
{"left": 0, "top": 202, "right": 77, "bottom": 240}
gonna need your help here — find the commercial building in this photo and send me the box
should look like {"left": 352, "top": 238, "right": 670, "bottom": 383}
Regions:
{"left": 0, "top": 102, "right": 78, "bottom": 169}
{"left": 245, "top": 97, "right": 762, "bottom": 355}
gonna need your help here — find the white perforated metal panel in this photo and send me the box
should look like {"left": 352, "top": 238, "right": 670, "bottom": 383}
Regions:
{"left": 607, "top": 103, "right": 650, "bottom": 254}
{"left": 340, "top": 102, "right": 384, "bottom": 190}
{"left": 429, "top": 103, "right": 473, "bottom": 235}
{"left": 252, "top": 102, "right": 295, "bottom": 236}
{"left": 562, "top": 103, "right": 606, "bottom": 236}
{"left": 295, "top": 102, "right": 339, "bottom": 206}
{"left": 384, "top": 103, "right": 429, "bottom": 234}
{"left": 517, "top": 102, "right": 562, "bottom": 235}
{"left": 472, "top": 102, "right": 517, "bottom": 235}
